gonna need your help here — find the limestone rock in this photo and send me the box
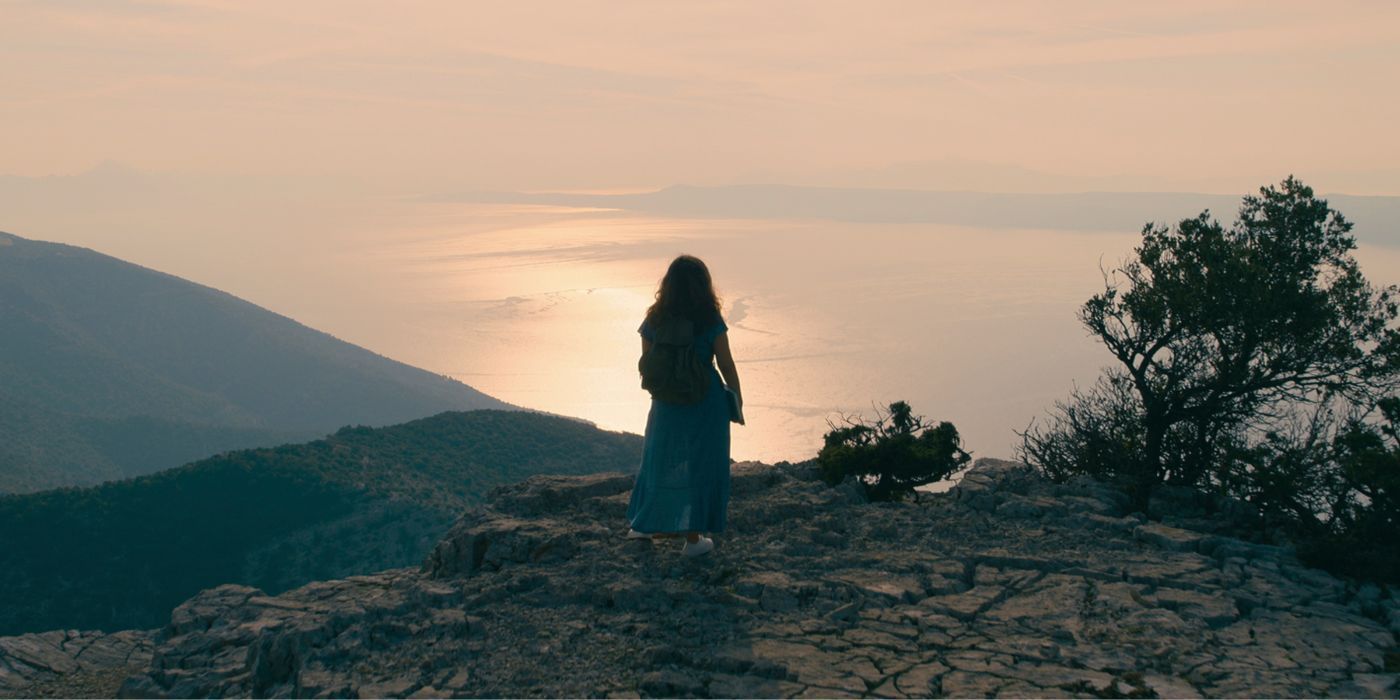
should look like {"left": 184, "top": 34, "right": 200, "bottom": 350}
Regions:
{"left": 9, "top": 457, "right": 1381, "bottom": 699}
{"left": 0, "top": 629, "right": 154, "bottom": 698}
{"left": 1134, "top": 521, "right": 1216, "bottom": 553}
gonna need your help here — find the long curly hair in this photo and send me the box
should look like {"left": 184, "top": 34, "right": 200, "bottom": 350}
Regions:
{"left": 644, "top": 254, "right": 723, "bottom": 330}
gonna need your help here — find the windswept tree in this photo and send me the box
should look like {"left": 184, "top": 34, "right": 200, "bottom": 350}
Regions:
{"left": 1022, "top": 177, "right": 1400, "bottom": 510}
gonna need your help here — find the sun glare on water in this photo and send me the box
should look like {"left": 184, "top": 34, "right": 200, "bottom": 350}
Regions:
{"left": 355, "top": 201, "right": 1213, "bottom": 464}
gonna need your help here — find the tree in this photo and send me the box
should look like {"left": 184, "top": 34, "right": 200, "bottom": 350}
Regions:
{"left": 1022, "top": 177, "right": 1400, "bottom": 509}
{"left": 819, "top": 401, "right": 971, "bottom": 501}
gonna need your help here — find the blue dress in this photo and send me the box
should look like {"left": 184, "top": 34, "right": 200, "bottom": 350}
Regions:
{"left": 626, "top": 316, "right": 731, "bottom": 534}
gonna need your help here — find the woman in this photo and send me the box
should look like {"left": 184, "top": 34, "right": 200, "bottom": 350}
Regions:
{"left": 625, "top": 254, "right": 742, "bottom": 557}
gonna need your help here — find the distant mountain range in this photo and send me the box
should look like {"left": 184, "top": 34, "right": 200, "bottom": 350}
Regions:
{"left": 0, "top": 409, "right": 643, "bottom": 635}
{"left": 0, "top": 231, "right": 513, "bottom": 494}
{"left": 431, "top": 184, "right": 1400, "bottom": 245}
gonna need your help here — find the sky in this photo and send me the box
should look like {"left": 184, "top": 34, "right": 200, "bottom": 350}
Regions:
{"left": 5, "top": 1, "right": 1400, "bottom": 458}
{"left": 4, "top": 0, "right": 1400, "bottom": 195}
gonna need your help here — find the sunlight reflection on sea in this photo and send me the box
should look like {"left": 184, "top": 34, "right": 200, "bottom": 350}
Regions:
{"left": 353, "top": 202, "right": 1400, "bottom": 466}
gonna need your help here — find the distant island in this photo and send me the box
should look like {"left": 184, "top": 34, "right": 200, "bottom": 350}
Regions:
{"left": 427, "top": 184, "right": 1400, "bottom": 245}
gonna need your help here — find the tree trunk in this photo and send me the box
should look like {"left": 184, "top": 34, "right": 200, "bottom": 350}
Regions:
{"left": 1136, "top": 417, "right": 1166, "bottom": 512}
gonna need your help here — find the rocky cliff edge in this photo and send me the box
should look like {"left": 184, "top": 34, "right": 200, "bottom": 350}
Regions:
{"left": 3, "top": 459, "right": 1398, "bottom": 698}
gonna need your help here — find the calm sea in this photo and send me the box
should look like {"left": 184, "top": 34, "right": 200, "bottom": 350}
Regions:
{"left": 348, "top": 201, "right": 1400, "bottom": 465}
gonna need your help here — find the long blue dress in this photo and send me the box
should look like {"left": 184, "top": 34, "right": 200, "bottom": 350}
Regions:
{"left": 626, "top": 316, "right": 731, "bottom": 534}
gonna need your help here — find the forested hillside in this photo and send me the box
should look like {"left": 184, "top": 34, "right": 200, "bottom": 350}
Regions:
{"left": 0, "top": 410, "right": 642, "bottom": 635}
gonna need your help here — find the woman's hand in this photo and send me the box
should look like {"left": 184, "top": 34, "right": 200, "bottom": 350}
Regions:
{"left": 713, "top": 331, "right": 742, "bottom": 403}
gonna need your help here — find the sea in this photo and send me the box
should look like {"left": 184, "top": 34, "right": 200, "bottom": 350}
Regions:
{"left": 332, "top": 200, "right": 1400, "bottom": 466}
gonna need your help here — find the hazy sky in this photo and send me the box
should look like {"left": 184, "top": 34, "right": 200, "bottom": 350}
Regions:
{"left": 5, "top": 1, "right": 1400, "bottom": 458}
{"left": 5, "top": 0, "right": 1400, "bottom": 194}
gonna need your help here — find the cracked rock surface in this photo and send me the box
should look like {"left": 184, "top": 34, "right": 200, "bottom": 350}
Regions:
{"left": 11, "top": 459, "right": 1400, "bottom": 698}
{"left": 0, "top": 629, "right": 154, "bottom": 698}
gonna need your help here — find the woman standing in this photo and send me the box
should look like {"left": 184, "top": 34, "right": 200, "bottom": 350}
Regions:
{"left": 626, "top": 254, "right": 742, "bottom": 557}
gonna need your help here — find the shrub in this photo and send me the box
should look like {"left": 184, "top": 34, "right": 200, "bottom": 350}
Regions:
{"left": 818, "top": 401, "right": 971, "bottom": 501}
{"left": 1292, "top": 398, "right": 1400, "bottom": 581}
{"left": 1020, "top": 176, "right": 1400, "bottom": 582}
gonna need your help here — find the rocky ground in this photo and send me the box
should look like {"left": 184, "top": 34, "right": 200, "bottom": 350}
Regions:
{"left": 3, "top": 458, "right": 1398, "bottom": 698}
{"left": 0, "top": 629, "right": 153, "bottom": 698}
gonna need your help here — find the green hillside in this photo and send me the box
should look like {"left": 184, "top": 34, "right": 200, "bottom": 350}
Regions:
{"left": 0, "top": 410, "right": 642, "bottom": 635}
{"left": 0, "top": 231, "right": 512, "bottom": 493}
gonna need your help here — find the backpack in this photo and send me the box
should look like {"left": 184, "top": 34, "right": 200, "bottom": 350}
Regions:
{"left": 638, "top": 316, "right": 710, "bottom": 405}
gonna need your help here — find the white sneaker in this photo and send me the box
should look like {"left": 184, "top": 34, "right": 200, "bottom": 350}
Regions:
{"left": 681, "top": 536, "right": 714, "bottom": 557}
{"left": 626, "top": 528, "right": 652, "bottom": 540}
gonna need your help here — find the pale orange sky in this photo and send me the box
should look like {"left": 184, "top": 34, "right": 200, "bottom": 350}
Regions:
{"left": 4, "top": 0, "right": 1400, "bottom": 194}
{"left": 4, "top": 1, "right": 1400, "bottom": 457}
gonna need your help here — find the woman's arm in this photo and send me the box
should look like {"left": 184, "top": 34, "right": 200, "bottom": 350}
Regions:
{"left": 713, "top": 331, "right": 742, "bottom": 403}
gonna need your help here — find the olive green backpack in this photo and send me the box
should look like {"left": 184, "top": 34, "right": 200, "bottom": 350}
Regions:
{"left": 638, "top": 316, "right": 710, "bottom": 405}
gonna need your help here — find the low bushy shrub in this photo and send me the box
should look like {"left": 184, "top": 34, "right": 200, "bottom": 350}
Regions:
{"left": 818, "top": 401, "right": 971, "bottom": 501}
{"left": 1291, "top": 398, "right": 1400, "bottom": 582}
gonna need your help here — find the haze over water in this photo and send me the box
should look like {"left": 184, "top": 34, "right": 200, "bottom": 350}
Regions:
{"left": 4, "top": 170, "right": 1398, "bottom": 465}
{"left": 353, "top": 198, "right": 1400, "bottom": 463}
